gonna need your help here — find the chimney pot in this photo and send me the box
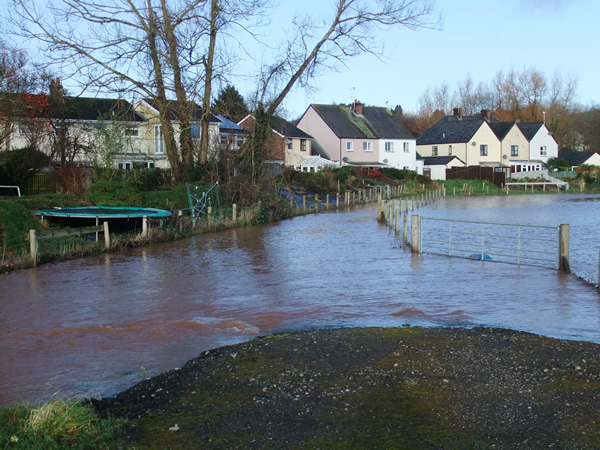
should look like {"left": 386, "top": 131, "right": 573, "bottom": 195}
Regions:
{"left": 453, "top": 107, "right": 463, "bottom": 120}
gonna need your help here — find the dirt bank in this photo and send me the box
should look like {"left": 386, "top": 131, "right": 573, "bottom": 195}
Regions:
{"left": 95, "top": 327, "right": 600, "bottom": 448}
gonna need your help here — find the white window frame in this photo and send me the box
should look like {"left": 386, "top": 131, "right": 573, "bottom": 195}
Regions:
{"left": 540, "top": 146, "right": 547, "bottom": 156}
{"left": 384, "top": 141, "right": 393, "bottom": 152}
{"left": 511, "top": 145, "right": 518, "bottom": 157}
{"left": 154, "top": 125, "right": 164, "bottom": 154}
{"left": 300, "top": 139, "right": 307, "bottom": 152}
{"left": 480, "top": 144, "right": 488, "bottom": 156}
{"left": 363, "top": 141, "right": 372, "bottom": 152}
{"left": 448, "top": 144, "right": 452, "bottom": 155}
{"left": 432, "top": 146, "right": 438, "bottom": 156}
{"left": 346, "top": 141, "right": 353, "bottom": 151}
{"left": 403, "top": 142, "right": 410, "bottom": 153}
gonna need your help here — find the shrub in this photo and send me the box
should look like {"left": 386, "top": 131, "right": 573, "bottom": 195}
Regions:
{"left": 88, "top": 180, "right": 143, "bottom": 206}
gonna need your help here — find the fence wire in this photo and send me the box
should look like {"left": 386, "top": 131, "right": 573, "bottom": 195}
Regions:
{"left": 419, "top": 217, "right": 559, "bottom": 269}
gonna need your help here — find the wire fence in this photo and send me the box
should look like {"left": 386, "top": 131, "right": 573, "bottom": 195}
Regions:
{"left": 418, "top": 217, "right": 560, "bottom": 269}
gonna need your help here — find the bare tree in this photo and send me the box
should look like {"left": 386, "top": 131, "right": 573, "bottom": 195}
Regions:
{"left": 260, "top": 0, "right": 438, "bottom": 116}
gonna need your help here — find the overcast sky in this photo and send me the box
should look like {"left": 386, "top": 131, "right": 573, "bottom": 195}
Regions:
{"left": 235, "top": 0, "right": 599, "bottom": 119}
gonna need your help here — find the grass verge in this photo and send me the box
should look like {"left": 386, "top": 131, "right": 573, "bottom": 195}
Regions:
{"left": 0, "top": 397, "right": 126, "bottom": 449}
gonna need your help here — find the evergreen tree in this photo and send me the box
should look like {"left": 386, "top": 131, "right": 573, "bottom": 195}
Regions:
{"left": 212, "top": 85, "right": 249, "bottom": 123}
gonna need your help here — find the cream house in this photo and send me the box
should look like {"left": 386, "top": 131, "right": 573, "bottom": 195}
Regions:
{"left": 417, "top": 109, "right": 501, "bottom": 168}
{"left": 134, "top": 99, "right": 222, "bottom": 169}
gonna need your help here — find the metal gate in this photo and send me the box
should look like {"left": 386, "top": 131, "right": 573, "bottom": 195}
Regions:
{"left": 419, "top": 217, "right": 560, "bottom": 269}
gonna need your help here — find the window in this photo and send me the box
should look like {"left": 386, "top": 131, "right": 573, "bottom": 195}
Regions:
{"left": 403, "top": 166, "right": 410, "bottom": 170}
{"left": 540, "top": 146, "right": 547, "bottom": 156}
{"left": 480, "top": 144, "right": 488, "bottom": 156}
{"left": 404, "top": 142, "right": 410, "bottom": 153}
{"left": 363, "top": 141, "right": 372, "bottom": 151}
{"left": 432, "top": 146, "right": 438, "bottom": 156}
{"left": 125, "top": 127, "right": 138, "bottom": 137}
{"left": 300, "top": 139, "right": 307, "bottom": 152}
{"left": 190, "top": 124, "right": 200, "bottom": 139}
{"left": 346, "top": 141, "right": 353, "bottom": 151}
{"left": 118, "top": 162, "right": 132, "bottom": 170}
{"left": 385, "top": 141, "right": 393, "bottom": 152}
{"left": 511, "top": 145, "right": 518, "bottom": 157}
{"left": 448, "top": 145, "right": 452, "bottom": 155}
{"left": 287, "top": 139, "right": 293, "bottom": 150}
{"left": 18, "top": 126, "right": 31, "bottom": 136}
{"left": 154, "top": 125, "right": 164, "bottom": 154}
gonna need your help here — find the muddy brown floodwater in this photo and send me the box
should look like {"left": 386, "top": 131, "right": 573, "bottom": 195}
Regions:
{"left": 1, "top": 194, "right": 600, "bottom": 407}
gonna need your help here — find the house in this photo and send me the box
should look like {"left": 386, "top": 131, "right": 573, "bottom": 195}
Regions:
{"left": 215, "top": 114, "right": 248, "bottom": 152}
{"left": 418, "top": 154, "right": 465, "bottom": 180}
{"left": 558, "top": 150, "right": 600, "bottom": 170}
{"left": 516, "top": 121, "right": 558, "bottom": 170}
{"left": 238, "top": 114, "right": 314, "bottom": 171}
{"left": 135, "top": 99, "right": 222, "bottom": 168}
{"left": 2, "top": 91, "right": 147, "bottom": 168}
{"left": 416, "top": 108, "right": 502, "bottom": 169}
{"left": 417, "top": 108, "right": 558, "bottom": 175}
{"left": 296, "top": 102, "right": 419, "bottom": 172}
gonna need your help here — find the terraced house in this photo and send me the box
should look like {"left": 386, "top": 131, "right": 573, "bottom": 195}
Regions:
{"left": 417, "top": 108, "right": 558, "bottom": 179}
{"left": 296, "top": 101, "right": 420, "bottom": 172}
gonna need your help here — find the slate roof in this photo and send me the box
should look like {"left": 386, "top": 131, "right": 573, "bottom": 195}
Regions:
{"left": 310, "top": 104, "right": 414, "bottom": 140}
{"left": 489, "top": 121, "right": 515, "bottom": 140}
{"left": 416, "top": 116, "right": 486, "bottom": 145}
{"left": 0, "top": 93, "right": 146, "bottom": 122}
{"left": 270, "top": 116, "right": 313, "bottom": 139}
{"left": 516, "top": 122, "right": 544, "bottom": 141}
{"left": 417, "top": 154, "right": 465, "bottom": 166}
{"left": 50, "top": 97, "right": 146, "bottom": 122}
{"left": 558, "top": 150, "right": 599, "bottom": 166}
{"left": 142, "top": 98, "right": 222, "bottom": 123}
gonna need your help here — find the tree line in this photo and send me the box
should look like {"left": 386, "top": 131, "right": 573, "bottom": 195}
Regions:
{"left": 394, "top": 67, "right": 599, "bottom": 151}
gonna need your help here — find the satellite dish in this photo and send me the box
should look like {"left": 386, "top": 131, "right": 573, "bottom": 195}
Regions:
{"left": 342, "top": 157, "right": 349, "bottom": 163}
{"left": 471, "top": 142, "right": 477, "bottom": 146}
{"left": 383, "top": 159, "right": 388, "bottom": 163}
{"left": 502, "top": 155, "right": 508, "bottom": 159}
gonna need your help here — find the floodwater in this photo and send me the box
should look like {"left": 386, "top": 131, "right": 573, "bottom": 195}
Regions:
{"left": 1, "top": 193, "right": 600, "bottom": 406}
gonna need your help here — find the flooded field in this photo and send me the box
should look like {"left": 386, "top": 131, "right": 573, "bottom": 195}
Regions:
{"left": 1, "top": 193, "right": 599, "bottom": 406}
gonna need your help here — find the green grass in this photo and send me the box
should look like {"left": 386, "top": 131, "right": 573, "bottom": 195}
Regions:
{"left": 0, "top": 397, "right": 126, "bottom": 449}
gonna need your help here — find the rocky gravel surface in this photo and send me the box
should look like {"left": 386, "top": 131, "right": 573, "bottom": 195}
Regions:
{"left": 94, "top": 327, "right": 600, "bottom": 448}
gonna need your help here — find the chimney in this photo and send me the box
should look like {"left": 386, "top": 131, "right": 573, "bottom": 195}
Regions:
{"left": 353, "top": 100, "right": 363, "bottom": 115}
{"left": 481, "top": 109, "right": 490, "bottom": 121}
{"left": 453, "top": 107, "right": 463, "bottom": 120}
{"left": 50, "top": 77, "right": 64, "bottom": 96}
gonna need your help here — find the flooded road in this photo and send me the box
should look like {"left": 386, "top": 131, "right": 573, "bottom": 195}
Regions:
{"left": 1, "top": 194, "right": 600, "bottom": 406}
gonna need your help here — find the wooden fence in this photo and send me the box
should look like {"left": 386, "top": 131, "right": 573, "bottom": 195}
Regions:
{"left": 446, "top": 166, "right": 506, "bottom": 187}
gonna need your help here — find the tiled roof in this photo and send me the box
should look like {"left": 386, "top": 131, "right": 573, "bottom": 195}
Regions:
{"left": 310, "top": 104, "right": 414, "bottom": 139}
{"left": 416, "top": 116, "right": 486, "bottom": 145}
{"left": 558, "top": 150, "right": 599, "bottom": 166}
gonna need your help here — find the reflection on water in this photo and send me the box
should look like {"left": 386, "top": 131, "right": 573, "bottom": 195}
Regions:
{"left": 1, "top": 194, "right": 600, "bottom": 406}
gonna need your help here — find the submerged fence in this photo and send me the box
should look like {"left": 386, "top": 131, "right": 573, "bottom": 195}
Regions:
{"left": 415, "top": 216, "right": 569, "bottom": 271}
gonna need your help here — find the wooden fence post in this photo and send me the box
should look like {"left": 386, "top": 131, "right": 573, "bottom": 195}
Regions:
{"left": 142, "top": 216, "right": 148, "bottom": 237}
{"left": 29, "top": 229, "right": 37, "bottom": 267}
{"left": 411, "top": 215, "right": 419, "bottom": 253}
{"left": 103, "top": 221, "right": 110, "bottom": 249}
{"left": 232, "top": 204, "right": 237, "bottom": 222}
{"left": 559, "top": 224, "right": 570, "bottom": 273}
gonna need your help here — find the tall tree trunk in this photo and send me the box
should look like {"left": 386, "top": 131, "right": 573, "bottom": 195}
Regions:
{"left": 200, "top": 0, "right": 219, "bottom": 163}
{"left": 147, "top": 0, "right": 182, "bottom": 180}
{"left": 160, "top": 0, "right": 194, "bottom": 168}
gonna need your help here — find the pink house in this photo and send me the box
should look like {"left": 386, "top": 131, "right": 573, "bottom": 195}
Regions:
{"left": 297, "top": 102, "right": 420, "bottom": 172}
